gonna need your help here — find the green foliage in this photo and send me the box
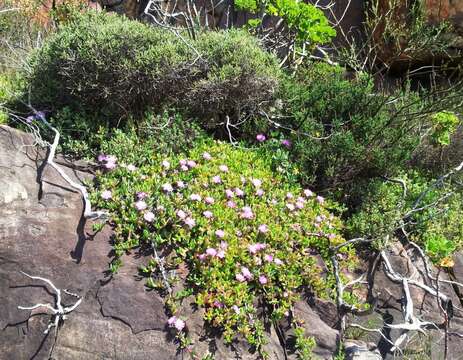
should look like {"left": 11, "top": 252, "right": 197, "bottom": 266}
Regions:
{"left": 25, "top": 11, "right": 281, "bottom": 126}
{"left": 348, "top": 171, "right": 463, "bottom": 262}
{"left": 294, "top": 326, "right": 316, "bottom": 360}
{"left": 91, "top": 138, "right": 356, "bottom": 354}
{"left": 235, "top": 0, "right": 335, "bottom": 47}
{"left": 275, "top": 63, "right": 424, "bottom": 190}
{"left": 430, "top": 111, "right": 460, "bottom": 146}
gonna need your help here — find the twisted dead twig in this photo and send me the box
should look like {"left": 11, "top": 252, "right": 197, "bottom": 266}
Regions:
{"left": 17, "top": 271, "right": 82, "bottom": 334}
{"left": 150, "top": 240, "right": 172, "bottom": 295}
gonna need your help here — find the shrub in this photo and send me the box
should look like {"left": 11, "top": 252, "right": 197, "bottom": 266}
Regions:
{"left": 273, "top": 63, "right": 433, "bottom": 191}
{"left": 347, "top": 170, "right": 463, "bottom": 264}
{"left": 25, "top": 11, "right": 281, "bottom": 127}
{"left": 91, "top": 139, "right": 357, "bottom": 354}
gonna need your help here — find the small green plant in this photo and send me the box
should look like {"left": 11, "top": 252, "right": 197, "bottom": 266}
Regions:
{"left": 429, "top": 111, "right": 460, "bottom": 146}
{"left": 91, "top": 137, "right": 357, "bottom": 356}
{"left": 294, "top": 325, "right": 316, "bottom": 360}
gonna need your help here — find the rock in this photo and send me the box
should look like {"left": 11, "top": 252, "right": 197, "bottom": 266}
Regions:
{"left": 344, "top": 340, "right": 381, "bottom": 360}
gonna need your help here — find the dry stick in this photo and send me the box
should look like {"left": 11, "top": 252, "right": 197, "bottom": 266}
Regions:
{"left": 150, "top": 240, "right": 172, "bottom": 295}
{"left": 37, "top": 116, "right": 107, "bottom": 220}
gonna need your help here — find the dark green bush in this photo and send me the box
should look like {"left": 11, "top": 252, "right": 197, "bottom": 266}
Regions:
{"left": 25, "top": 11, "right": 281, "bottom": 126}
{"left": 274, "top": 63, "right": 427, "bottom": 191}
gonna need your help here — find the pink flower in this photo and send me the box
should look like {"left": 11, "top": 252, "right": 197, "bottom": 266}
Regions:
{"left": 162, "top": 183, "right": 173, "bottom": 193}
{"left": 217, "top": 250, "right": 226, "bottom": 259}
{"left": 203, "top": 152, "right": 212, "bottom": 160}
{"left": 174, "top": 318, "right": 185, "bottom": 331}
{"left": 295, "top": 201, "right": 304, "bottom": 209}
{"left": 203, "top": 211, "right": 213, "bottom": 219}
{"left": 236, "top": 273, "right": 246, "bottom": 282}
{"left": 162, "top": 160, "right": 170, "bottom": 169}
{"left": 281, "top": 139, "right": 292, "bottom": 148}
{"left": 315, "top": 215, "right": 323, "bottom": 223}
{"left": 189, "top": 194, "right": 202, "bottom": 201}
{"left": 219, "top": 165, "right": 229, "bottom": 172}
{"left": 256, "top": 134, "right": 266, "bottom": 142}
{"left": 176, "top": 181, "right": 186, "bottom": 189}
{"left": 317, "top": 195, "right": 325, "bottom": 204}
{"left": 256, "top": 189, "right": 264, "bottom": 197}
{"left": 215, "top": 230, "right": 225, "bottom": 238}
{"left": 259, "top": 275, "right": 268, "bottom": 285}
{"left": 286, "top": 192, "right": 294, "bottom": 199}
{"left": 135, "top": 200, "right": 147, "bottom": 211}
{"left": 274, "top": 258, "right": 283, "bottom": 265}
{"left": 240, "top": 206, "right": 254, "bottom": 219}
{"left": 234, "top": 188, "right": 244, "bottom": 197}
{"left": 101, "top": 190, "right": 112, "bottom": 200}
{"left": 205, "top": 196, "right": 215, "bottom": 204}
{"left": 225, "top": 189, "right": 234, "bottom": 198}
{"left": 249, "top": 243, "right": 267, "bottom": 254}
{"left": 241, "top": 267, "right": 253, "bottom": 280}
{"left": 176, "top": 210, "right": 187, "bottom": 219}
{"left": 220, "top": 241, "right": 228, "bottom": 250}
{"left": 264, "top": 254, "right": 273, "bottom": 262}
{"left": 212, "top": 175, "right": 222, "bottom": 184}
{"left": 227, "top": 200, "right": 237, "bottom": 208}
{"left": 127, "top": 164, "right": 137, "bottom": 172}
{"left": 232, "top": 305, "right": 240, "bottom": 314}
{"left": 97, "top": 154, "right": 107, "bottom": 162}
{"left": 251, "top": 178, "right": 262, "bottom": 188}
{"left": 184, "top": 217, "right": 196, "bottom": 228}
{"left": 327, "top": 233, "right": 336, "bottom": 240}
{"left": 136, "top": 191, "right": 148, "bottom": 200}
{"left": 198, "top": 253, "right": 207, "bottom": 261}
{"left": 297, "top": 196, "right": 306, "bottom": 203}
{"left": 213, "top": 300, "right": 224, "bottom": 308}
{"left": 104, "top": 160, "right": 117, "bottom": 170}
{"left": 206, "top": 248, "right": 217, "bottom": 257}
{"left": 180, "top": 165, "right": 189, "bottom": 171}
{"left": 144, "top": 211, "right": 155, "bottom": 222}
{"left": 167, "top": 316, "right": 177, "bottom": 326}
{"left": 179, "top": 159, "right": 187, "bottom": 166}
{"left": 258, "top": 224, "right": 268, "bottom": 233}
{"left": 304, "top": 189, "right": 314, "bottom": 198}
{"left": 187, "top": 160, "right": 197, "bottom": 168}
{"left": 286, "top": 203, "right": 295, "bottom": 211}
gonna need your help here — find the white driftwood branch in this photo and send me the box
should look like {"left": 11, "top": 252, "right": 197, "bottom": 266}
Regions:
{"left": 17, "top": 271, "right": 82, "bottom": 334}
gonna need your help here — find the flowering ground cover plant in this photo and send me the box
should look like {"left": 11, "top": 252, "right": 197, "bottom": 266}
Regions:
{"left": 91, "top": 139, "right": 357, "bottom": 357}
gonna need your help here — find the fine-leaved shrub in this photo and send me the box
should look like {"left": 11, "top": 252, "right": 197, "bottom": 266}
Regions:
{"left": 25, "top": 11, "right": 281, "bottom": 126}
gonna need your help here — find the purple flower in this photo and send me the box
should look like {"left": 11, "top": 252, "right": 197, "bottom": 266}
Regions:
{"left": 220, "top": 241, "right": 228, "bottom": 250}
{"left": 217, "top": 250, "right": 226, "bottom": 259}
{"left": 162, "top": 183, "right": 173, "bottom": 193}
{"left": 227, "top": 200, "right": 237, "bottom": 208}
{"left": 26, "top": 115, "right": 35, "bottom": 124}
{"left": 251, "top": 178, "right": 262, "bottom": 188}
{"left": 203, "top": 152, "right": 212, "bottom": 160}
{"left": 205, "top": 196, "right": 215, "bottom": 204}
{"left": 264, "top": 254, "right": 273, "bottom": 262}
{"left": 206, "top": 248, "right": 217, "bottom": 257}
{"left": 274, "top": 258, "right": 283, "bottom": 265}
{"left": 234, "top": 188, "right": 244, "bottom": 197}
{"left": 241, "top": 267, "right": 253, "bottom": 280}
{"left": 184, "top": 217, "right": 196, "bottom": 229}
{"left": 259, "top": 275, "right": 268, "bottom": 285}
{"left": 240, "top": 206, "right": 254, "bottom": 219}
{"left": 249, "top": 243, "right": 266, "bottom": 254}
{"left": 176, "top": 181, "right": 186, "bottom": 189}
{"left": 295, "top": 201, "right": 304, "bottom": 209}
{"left": 256, "top": 134, "right": 266, "bottom": 142}
{"left": 281, "top": 139, "right": 292, "bottom": 148}
{"left": 286, "top": 203, "right": 295, "bottom": 211}
{"left": 219, "top": 165, "right": 229, "bottom": 172}
{"left": 203, "top": 210, "right": 213, "bottom": 219}
{"left": 35, "top": 111, "right": 46, "bottom": 120}
{"left": 176, "top": 210, "right": 187, "bottom": 219}
{"left": 213, "top": 300, "right": 224, "bottom": 308}
{"left": 187, "top": 160, "right": 197, "bottom": 168}
{"left": 180, "top": 165, "right": 189, "bottom": 172}
{"left": 179, "top": 159, "right": 187, "bottom": 166}
{"left": 198, "top": 253, "right": 207, "bottom": 261}
{"left": 101, "top": 190, "right": 112, "bottom": 200}
{"left": 256, "top": 189, "right": 264, "bottom": 197}
{"left": 135, "top": 200, "right": 147, "bottom": 211}
{"left": 144, "top": 211, "right": 155, "bottom": 222}
{"left": 304, "top": 189, "right": 314, "bottom": 198}
{"left": 189, "top": 194, "right": 202, "bottom": 201}
{"left": 167, "top": 316, "right": 177, "bottom": 326}
{"left": 236, "top": 273, "right": 246, "bottom": 282}
{"left": 225, "top": 189, "right": 234, "bottom": 199}
{"left": 286, "top": 192, "right": 294, "bottom": 199}
{"left": 136, "top": 191, "right": 148, "bottom": 200}
{"left": 316, "top": 195, "right": 325, "bottom": 204}
{"left": 258, "top": 224, "right": 268, "bottom": 233}
{"left": 232, "top": 305, "right": 240, "bottom": 314}
{"left": 97, "top": 154, "right": 107, "bottom": 162}
{"left": 174, "top": 318, "right": 185, "bottom": 331}
{"left": 215, "top": 230, "right": 225, "bottom": 238}
{"left": 212, "top": 175, "right": 222, "bottom": 184}
{"left": 162, "top": 160, "right": 170, "bottom": 169}
{"left": 104, "top": 160, "right": 117, "bottom": 170}
{"left": 327, "top": 233, "right": 336, "bottom": 240}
